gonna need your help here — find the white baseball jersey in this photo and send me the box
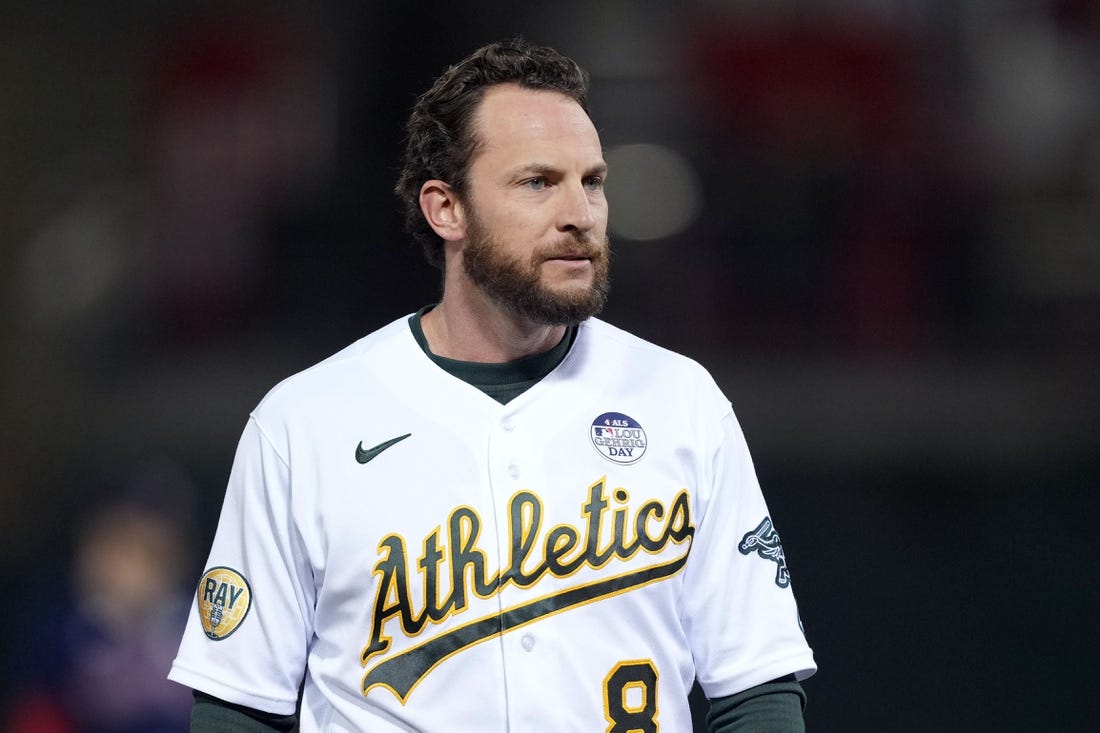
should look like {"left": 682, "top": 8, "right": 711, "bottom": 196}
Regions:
{"left": 169, "top": 314, "right": 816, "bottom": 731}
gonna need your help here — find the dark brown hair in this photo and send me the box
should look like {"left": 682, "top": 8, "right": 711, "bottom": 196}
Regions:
{"left": 394, "top": 38, "right": 590, "bottom": 269}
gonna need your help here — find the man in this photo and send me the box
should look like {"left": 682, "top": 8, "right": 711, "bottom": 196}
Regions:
{"left": 169, "top": 39, "right": 816, "bottom": 731}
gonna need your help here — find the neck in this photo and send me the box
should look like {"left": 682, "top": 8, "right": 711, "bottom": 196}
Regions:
{"left": 421, "top": 287, "right": 567, "bottom": 363}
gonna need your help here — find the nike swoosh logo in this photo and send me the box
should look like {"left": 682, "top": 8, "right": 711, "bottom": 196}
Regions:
{"left": 356, "top": 433, "right": 412, "bottom": 464}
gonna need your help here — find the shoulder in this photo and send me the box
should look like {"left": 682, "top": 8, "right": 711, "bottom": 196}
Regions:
{"left": 253, "top": 314, "right": 418, "bottom": 419}
{"left": 577, "top": 318, "right": 721, "bottom": 385}
{"left": 573, "top": 318, "right": 731, "bottom": 416}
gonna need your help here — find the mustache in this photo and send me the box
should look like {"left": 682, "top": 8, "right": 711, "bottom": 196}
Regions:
{"left": 537, "top": 234, "right": 610, "bottom": 261}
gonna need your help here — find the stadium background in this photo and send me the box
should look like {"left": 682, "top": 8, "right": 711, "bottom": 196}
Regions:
{"left": 1, "top": 2, "right": 1097, "bottom": 731}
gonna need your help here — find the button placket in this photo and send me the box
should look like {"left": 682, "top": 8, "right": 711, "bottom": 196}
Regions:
{"left": 500, "top": 415, "right": 520, "bottom": 480}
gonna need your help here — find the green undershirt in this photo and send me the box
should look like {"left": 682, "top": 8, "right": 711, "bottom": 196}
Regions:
{"left": 408, "top": 306, "right": 577, "bottom": 404}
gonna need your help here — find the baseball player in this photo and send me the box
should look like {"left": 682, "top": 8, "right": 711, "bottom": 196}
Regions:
{"left": 169, "top": 39, "right": 816, "bottom": 732}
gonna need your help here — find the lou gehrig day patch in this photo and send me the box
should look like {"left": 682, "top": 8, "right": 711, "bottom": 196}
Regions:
{"left": 197, "top": 566, "right": 253, "bottom": 640}
{"left": 591, "top": 412, "right": 648, "bottom": 464}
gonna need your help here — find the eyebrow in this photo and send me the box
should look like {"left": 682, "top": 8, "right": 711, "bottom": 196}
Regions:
{"left": 507, "top": 161, "right": 608, "bottom": 179}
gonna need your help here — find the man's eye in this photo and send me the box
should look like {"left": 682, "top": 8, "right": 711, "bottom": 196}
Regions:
{"left": 523, "top": 178, "right": 547, "bottom": 191}
{"left": 584, "top": 176, "right": 604, "bottom": 191}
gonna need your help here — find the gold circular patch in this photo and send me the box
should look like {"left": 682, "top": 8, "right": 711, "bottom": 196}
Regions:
{"left": 196, "top": 566, "right": 252, "bottom": 640}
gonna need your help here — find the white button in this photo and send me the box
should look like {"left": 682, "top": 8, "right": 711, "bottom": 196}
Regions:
{"left": 501, "top": 417, "right": 515, "bottom": 432}
{"left": 508, "top": 464, "right": 520, "bottom": 479}
{"left": 521, "top": 634, "right": 535, "bottom": 651}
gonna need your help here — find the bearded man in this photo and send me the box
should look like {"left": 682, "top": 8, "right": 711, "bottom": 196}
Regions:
{"left": 170, "top": 38, "right": 816, "bottom": 732}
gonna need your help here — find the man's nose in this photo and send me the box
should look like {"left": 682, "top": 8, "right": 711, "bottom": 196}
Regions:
{"left": 556, "top": 182, "right": 597, "bottom": 233}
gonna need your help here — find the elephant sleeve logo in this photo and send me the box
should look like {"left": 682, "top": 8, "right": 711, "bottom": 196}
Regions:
{"left": 738, "top": 516, "right": 791, "bottom": 589}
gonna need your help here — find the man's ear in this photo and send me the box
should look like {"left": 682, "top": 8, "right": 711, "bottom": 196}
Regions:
{"left": 419, "top": 180, "right": 466, "bottom": 241}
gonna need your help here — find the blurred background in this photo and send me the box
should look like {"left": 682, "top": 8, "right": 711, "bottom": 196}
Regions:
{"left": 1, "top": 1, "right": 1097, "bottom": 731}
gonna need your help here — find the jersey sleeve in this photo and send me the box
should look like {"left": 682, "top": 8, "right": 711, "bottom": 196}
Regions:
{"left": 168, "top": 416, "right": 315, "bottom": 715}
{"left": 681, "top": 410, "right": 816, "bottom": 699}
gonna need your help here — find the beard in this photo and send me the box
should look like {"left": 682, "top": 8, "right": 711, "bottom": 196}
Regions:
{"left": 462, "top": 215, "right": 611, "bottom": 326}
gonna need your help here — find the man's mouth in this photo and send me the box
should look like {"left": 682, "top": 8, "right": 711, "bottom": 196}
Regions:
{"left": 544, "top": 247, "right": 599, "bottom": 261}
{"left": 540, "top": 239, "right": 604, "bottom": 265}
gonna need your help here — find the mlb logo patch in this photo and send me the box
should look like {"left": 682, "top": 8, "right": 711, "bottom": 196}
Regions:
{"left": 591, "top": 412, "right": 647, "bottom": 465}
